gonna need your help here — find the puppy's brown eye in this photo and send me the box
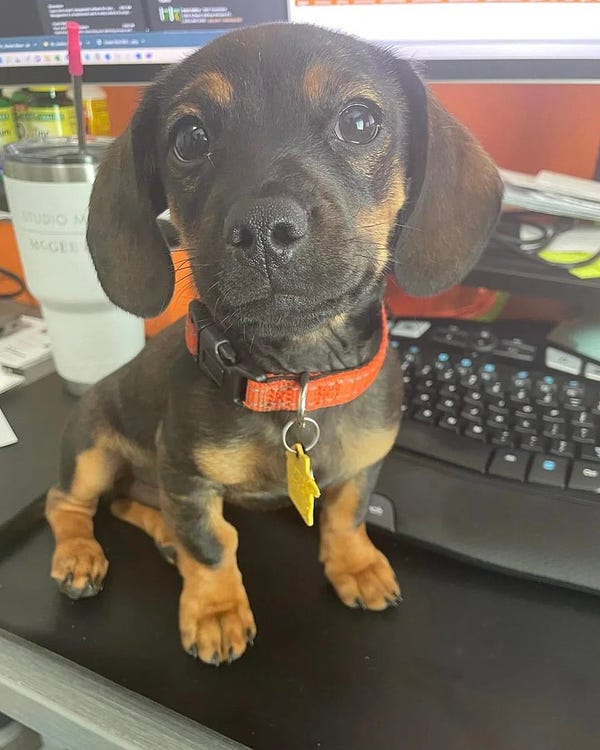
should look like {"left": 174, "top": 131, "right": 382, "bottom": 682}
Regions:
{"left": 172, "top": 117, "right": 210, "bottom": 162}
{"left": 335, "top": 104, "right": 380, "bottom": 145}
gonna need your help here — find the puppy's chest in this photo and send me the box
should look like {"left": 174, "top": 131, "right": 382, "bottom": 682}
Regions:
{"left": 194, "top": 414, "right": 399, "bottom": 498}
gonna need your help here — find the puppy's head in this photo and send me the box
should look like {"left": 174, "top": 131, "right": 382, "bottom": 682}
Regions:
{"left": 87, "top": 24, "right": 502, "bottom": 337}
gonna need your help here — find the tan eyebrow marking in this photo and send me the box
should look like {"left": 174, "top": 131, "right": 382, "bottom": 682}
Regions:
{"left": 303, "top": 63, "right": 384, "bottom": 107}
{"left": 303, "top": 63, "right": 333, "bottom": 104}
{"left": 194, "top": 71, "right": 234, "bottom": 106}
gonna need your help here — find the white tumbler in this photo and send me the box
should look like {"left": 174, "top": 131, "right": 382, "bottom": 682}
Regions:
{"left": 3, "top": 137, "right": 145, "bottom": 394}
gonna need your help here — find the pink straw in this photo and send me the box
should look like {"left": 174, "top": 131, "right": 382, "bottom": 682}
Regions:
{"left": 67, "top": 22, "right": 83, "bottom": 77}
{"left": 67, "top": 21, "right": 86, "bottom": 154}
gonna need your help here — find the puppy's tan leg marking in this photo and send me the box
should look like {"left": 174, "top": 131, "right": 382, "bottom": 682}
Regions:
{"left": 165, "top": 493, "right": 256, "bottom": 666}
{"left": 111, "top": 499, "right": 178, "bottom": 565}
{"left": 320, "top": 474, "right": 400, "bottom": 611}
{"left": 46, "top": 447, "right": 122, "bottom": 599}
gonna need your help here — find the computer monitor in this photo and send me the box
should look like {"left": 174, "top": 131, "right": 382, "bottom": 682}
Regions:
{"left": 0, "top": 1, "right": 599, "bottom": 86}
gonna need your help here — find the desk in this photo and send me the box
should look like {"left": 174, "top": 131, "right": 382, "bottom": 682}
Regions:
{"left": 2, "top": 375, "right": 600, "bottom": 750}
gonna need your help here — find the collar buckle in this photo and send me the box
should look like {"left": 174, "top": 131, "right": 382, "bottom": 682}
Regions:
{"left": 187, "top": 300, "right": 266, "bottom": 405}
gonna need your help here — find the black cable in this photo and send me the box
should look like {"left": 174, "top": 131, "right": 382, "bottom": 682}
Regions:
{"left": 0, "top": 266, "right": 26, "bottom": 299}
{"left": 490, "top": 212, "right": 600, "bottom": 270}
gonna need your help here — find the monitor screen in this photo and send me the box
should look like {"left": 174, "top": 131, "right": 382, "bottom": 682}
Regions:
{"left": 0, "top": 0, "right": 598, "bottom": 84}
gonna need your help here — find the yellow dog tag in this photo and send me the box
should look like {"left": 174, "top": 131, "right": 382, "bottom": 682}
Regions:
{"left": 286, "top": 443, "right": 321, "bottom": 526}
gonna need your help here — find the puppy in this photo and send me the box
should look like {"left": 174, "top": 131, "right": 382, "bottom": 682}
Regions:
{"left": 46, "top": 23, "right": 502, "bottom": 665}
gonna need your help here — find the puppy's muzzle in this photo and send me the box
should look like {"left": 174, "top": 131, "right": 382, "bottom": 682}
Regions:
{"left": 223, "top": 197, "right": 309, "bottom": 271}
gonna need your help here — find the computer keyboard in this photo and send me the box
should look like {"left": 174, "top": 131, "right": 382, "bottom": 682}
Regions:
{"left": 367, "top": 318, "right": 600, "bottom": 594}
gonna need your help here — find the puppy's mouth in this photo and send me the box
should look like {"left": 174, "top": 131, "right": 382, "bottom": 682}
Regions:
{"left": 208, "top": 261, "right": 376, "bottom": 338}
{"left": 217, "top": 292, "right": 339, "bottom": 335}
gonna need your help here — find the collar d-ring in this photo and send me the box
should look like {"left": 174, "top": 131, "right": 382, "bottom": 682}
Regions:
{"left": 297, "top": 372, "right": 310, "bottom": 425}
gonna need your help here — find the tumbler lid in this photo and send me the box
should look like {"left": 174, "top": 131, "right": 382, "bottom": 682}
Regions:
{"left": 2, "top": 137, "right": 112, "bottom": 182}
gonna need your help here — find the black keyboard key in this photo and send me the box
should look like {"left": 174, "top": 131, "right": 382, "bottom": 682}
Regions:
{"left": 536, "top": 393, "right": 559, "bottom": 408}
{"left": 434, "top": 352, "right": 451, "bottom": 370}
{"left": 485, "top": 381, "right": 505, "bottom": 398}
{"left": 461, "top": 405, "right": 484, "bottom": 423}
{"left": 402, "top": 346, "right": 421, "bottom": 369}
{"left": 562, "top": 380, "right": 586, "bottom": 401}
{"left": 528, "top": 455, "right": 568, "bottom": 488}
{"left": 580, "top": 445, "right": 600, "bottom": 463}
{"left": 412, "top": 392, "right": 433, "bottom": 407}
{"left": 572, "top": 427, "right": 596, "bottom": 445}
{"left": 515, "top": 404, "right": 536, "bottom": 418}
{"left": 457, "top": 357, "right": 475, "bottom": 376}
{"left": 572, "top": 411, "right": 594, "bottom": 429}
{"left": 439, "top": 383, "right": 459, "bottom": 398}
{"left": 464, "top": 423, "right": 486, "bottom": 441}
{"left": 438, "top": 414, "right": 459, "bottom": 431}
{"left": 549, "top": 439, "right": 575, "bottom": 458}
{"left": 435, "top": 397, "right": 459, "bottom": 415}
{"left": 564, "top": 398, "right": 585, "bottom": 414}
{"left": 510, "top": 388, "right": 531, "bottom": 406}
{"left": 464, "top": 390, "right": 484, "bottom": 406}
{"left": 494, "top": 338, "right": 536, "bottom": 362}
{"left": 488, "top": 449, "right": 530, "bottom": 481}
{"left": 460, "top": 373, "right": 480, "bottom": 389}
{"left": 488, "top": 399, "right": 510, "bottom": 416}
{"left": 568, "top": 461, "right": 600, "bottom": 494}
{"left": 490, "top": 429, "right": 515, "bottom": 447}
{"left": 437, "top": 368, "right": 457, "bottom": 383}
{"left": 543, "top": 422, "right": 567, "bottom": 440}
{"left": 473, "top": 329, "right": 497, "bottom": 352}
{"left": 542, "top": 408, "right": 565, "bottom": 424}
{"left": 416, "top": 378, "right": 436, "bottom": 394}
{"left": 515, "top": 417, "right": 537, "bottom": 435}
{"left": 510, "top": 370, "right": 532, "bottom": 391}
{"left": 486, "top": 413, "right": 509, "bottom": 429}
{"left": 432, "top": 326, "right": 469, "bottom": 348}
{"left": 535, "top": 375, "right": 557, "bottom": 399}
{"left": 519, "top": 434, "right": 545, "bottom": 453}
{"left": 395, "top": 420, "right": 492, "bottom": 473}
{"left": 413, "top": 406, "right": 435, "bottom": 424}
{"left": 479, "top": 362, "right": 498, "bottom": 382}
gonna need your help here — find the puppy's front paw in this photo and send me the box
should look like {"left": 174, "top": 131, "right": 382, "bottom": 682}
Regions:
{"left": 322, "top": 535, "right": 401, "bottom": 611}
{"left": 179, "top": 582, "right": 256, "bottom": 665}
{"left": 51, "top": 537, "right": 109, "bottom": 599}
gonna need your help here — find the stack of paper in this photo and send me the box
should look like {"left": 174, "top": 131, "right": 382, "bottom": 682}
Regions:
{"left": 0, "top": 315, "right": 54, "bottom": 393}
{"left": 501, "top": 169, "right": 600, "bottom": 222}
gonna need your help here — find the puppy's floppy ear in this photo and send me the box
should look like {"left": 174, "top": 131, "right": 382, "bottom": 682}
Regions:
{"left": 86, "top": 87, "right": 173, "bottom": 318}
{"left": 391, "top": 62, "right": 503, "bottom": 297}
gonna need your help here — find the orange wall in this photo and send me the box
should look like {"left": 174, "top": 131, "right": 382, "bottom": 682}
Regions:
{"left": 2, "top": 83, "right": 599, "bottom": 330}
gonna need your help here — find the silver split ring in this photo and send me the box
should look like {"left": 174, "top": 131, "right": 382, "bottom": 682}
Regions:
{"left": 282, "top": 417, "right": 320, "bottom": 454}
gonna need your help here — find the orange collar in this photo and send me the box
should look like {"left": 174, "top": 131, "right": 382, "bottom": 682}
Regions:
{"left": 185, "top": 301, "right": 388, "bottom": 413}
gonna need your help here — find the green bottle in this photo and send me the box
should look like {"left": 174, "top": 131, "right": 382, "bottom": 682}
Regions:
{"left": 0, "top": 89, "right": 17, "bottom": 148}
{"left": 9, "top": 87, "right": 31, "bottom": 140}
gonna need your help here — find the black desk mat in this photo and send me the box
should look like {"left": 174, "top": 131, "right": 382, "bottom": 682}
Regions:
{"left": 2, "top": 502, "right": 600, "bottom": 750}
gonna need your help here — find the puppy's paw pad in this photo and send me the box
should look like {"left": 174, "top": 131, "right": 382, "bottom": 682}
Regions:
{"left": 51, "top": 538, "right": 108, "bottom": 599}
{"left": 180, "top": 595, "right": 256, "bottom": 666}
{"left": 327, "top": 551, "right": 400, "bottom": 612}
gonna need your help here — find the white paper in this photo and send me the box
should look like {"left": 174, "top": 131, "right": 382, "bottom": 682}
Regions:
{"left": 0, "top": 316, "right": 53, "bottom": 370}
{"left": 0, "top": 409, "right": 17, "bottom": 448}
{"left": 500, "top": 168, "right": 600, "bottom": 221}
{"left": 0, "top": 369, "right": 25, "bottom": 395}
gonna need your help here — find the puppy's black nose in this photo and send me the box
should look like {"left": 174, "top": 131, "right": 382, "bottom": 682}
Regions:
{"left": 224, "top": 198, "right": 308, "bottom": 265}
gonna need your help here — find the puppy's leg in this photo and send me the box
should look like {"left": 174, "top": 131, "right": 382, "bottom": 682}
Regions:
{"left": 320, "top": 461, "right": 401, "bottom": 610}
{"left": 111, "top": 499, "right": 178, "bottom": 565}
{"left": 46, "top": 446, "right": 122, "bottom": 599}
{"left": 160, "top": 472, "right": 256, "bottom": 665}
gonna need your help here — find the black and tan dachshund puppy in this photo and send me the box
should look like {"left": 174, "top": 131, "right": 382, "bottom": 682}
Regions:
{"left": 46, "top": 23, "right": 502, "bottom": 665}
